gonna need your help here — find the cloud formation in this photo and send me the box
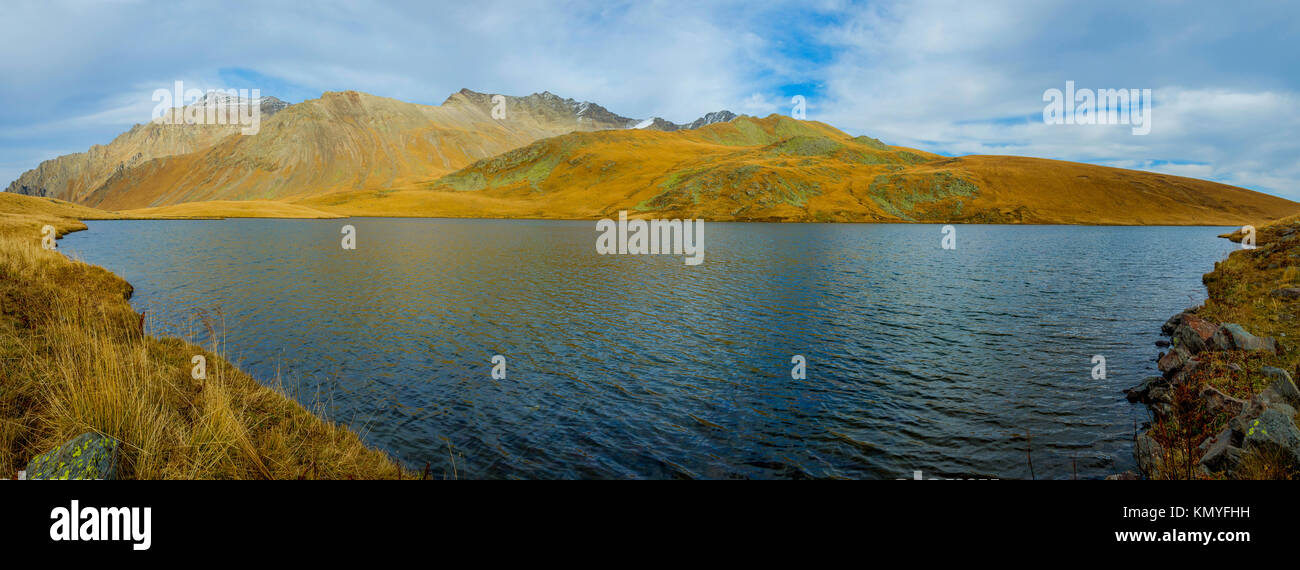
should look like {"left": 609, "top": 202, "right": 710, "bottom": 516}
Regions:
{"left": 1, "top": 0, "right": 1296, "bottom": 198}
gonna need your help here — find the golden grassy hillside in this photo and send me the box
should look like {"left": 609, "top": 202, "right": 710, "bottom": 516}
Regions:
{"left": 0, "top": 192, "right": 409, "bottom": 478}
{"left": 296, "top": 114, "right": 1299, "bottom": 225}
{"left": 120, "top": 200, "right": 342, "bottom": 219}
{"left": 0, "top": 192, "right": 123, "bottom": 235}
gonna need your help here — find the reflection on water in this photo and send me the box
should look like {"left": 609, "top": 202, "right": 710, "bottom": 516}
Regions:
{"left": 62, "top": 219, "right": 1236, "bottom": 479}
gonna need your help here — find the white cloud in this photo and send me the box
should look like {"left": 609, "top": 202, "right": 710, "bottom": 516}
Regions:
{"left": 1, "top": 0, "right": 1297, "bottom": 199}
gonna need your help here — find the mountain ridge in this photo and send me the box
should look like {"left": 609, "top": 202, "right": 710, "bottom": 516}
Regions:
{"left": 6, "top": 89, "right": 1298, "bottom": 225}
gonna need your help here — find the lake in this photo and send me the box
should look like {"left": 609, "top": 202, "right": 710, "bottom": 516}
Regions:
{"left": 60, "top": 219, "right": 1238, "bottom": 479}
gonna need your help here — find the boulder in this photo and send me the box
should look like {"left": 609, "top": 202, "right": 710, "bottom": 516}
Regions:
{"left": 1105, "top": 471, "right": 1141, "bottom": 481}
{"left": 1209, "top": 323, "right": 1281, "bottom": 354}
{"left": 25, "top": 432, "right": 120, "bottom": 480}
{"left": 1124, "top": 376, "right": 1164, "bottom": 403}
{"left": 1171, "top": 315, "right": 1219, "bottom": 354}
{"left": 1259, "top": 367, "right": 1300, "bottom": 409}
{"left": 1201, "top": 386, "right": 1247, "bottom": 417}
{"left": 1199, "top": 427, "right": 1244, "bottom": 474}
{"left": 1169, "top": 358, "right": 1202, "bottom": 386}
{"left": 1158, "top": 346, "right": 1193, "bottom": 376}
{"left": 1162, "top": 312, "right": 1195, "bottom": 336}
{"left": 1240, "top": 407, "right": 1300, "bottom": 471}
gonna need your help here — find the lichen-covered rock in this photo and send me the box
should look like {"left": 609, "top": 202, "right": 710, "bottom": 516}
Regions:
{"left": 1240, "top": 407, "right": 1300, "bottom": 471}
{"left": 25, "top": 432, "right": 120, "bottom": 480}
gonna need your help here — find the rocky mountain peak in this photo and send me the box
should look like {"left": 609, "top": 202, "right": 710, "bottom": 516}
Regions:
{"left": 634, "top": 110, "right": 740, "bottom": 132}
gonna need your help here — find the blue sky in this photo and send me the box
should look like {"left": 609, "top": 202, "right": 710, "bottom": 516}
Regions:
{"left": 2, "top": 0, "right": 1297, "bottom": 199}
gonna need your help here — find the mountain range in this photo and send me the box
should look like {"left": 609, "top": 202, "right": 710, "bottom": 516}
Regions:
{"left": 6, "top": 88, "right": 1299, "bottom": 225}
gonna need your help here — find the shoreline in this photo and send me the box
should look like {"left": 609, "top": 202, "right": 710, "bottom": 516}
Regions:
{"left": 1121, "top": 215, "right": 1300, "bottom": 479}
{"left": 0, "top": 195, "right": 412, "bottom": 479}
{"left": 7, "top": 192, "right": 1297, "bottom": 479}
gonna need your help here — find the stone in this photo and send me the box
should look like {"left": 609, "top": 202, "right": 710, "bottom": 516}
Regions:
{"left": 1158, "top": 346, "right": 1193, "bottom": 376}
{"left": 1271, "top": 288, "right": 1300, "bottom": 301}
{"left": 1105, "top": 471, "right": 1141, "bottom": 480}
{"left": 1209, "top": 323, "right": 1280, "bottom": 354}
{"left": 1135, "top": 432, "right": 1165, "bottom": 477}
{"left": 1162, "top": 312, "right": 1194, "bottom": 336}
{"left": 1155, "top": 339, "right": 1171, "bottom": 348}
{"left": 1240, "top": 407, "right": 1300, "bottom": 471}
{"left": 1148, "top": 383, "right": 1173, "bottom": 406}
{"left": 1201, "top": 386, "right": 1247, "bottom": 417}
{"left": 25, "top": 432, "right": 120, "bottom": 480}
{"left": 1259, "top": 367, "right": 1300, "bottom": 409}
{"left": 1124, "top": 376, "right": 1163, "bottom": 403}
{"left": 1169, "top": 358, "right": 1202, "bottom": 386}
{"left": 1199, "top": 427, "right": 1244, "bottom": 474}
{"left": 1171, "top": 315, "right": 1218, "bottom": 354}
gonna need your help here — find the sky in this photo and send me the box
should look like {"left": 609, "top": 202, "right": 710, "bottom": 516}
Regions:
{"left": 1, "top": 0, "right": 1297, "bottom": 199}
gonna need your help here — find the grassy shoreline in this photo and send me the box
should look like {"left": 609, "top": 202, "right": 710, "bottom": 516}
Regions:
{"left": 1137, "top": 214, "right": 1300, "bottom": 479}
{"left": 0, "top": 194, "right": 409, "bottom": 479}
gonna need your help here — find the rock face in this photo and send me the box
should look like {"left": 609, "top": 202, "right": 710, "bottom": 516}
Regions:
{"left": 25, "top": 432, "right": 120, "bottom": 480}
{"left": 6, "top": 96, "right": 290, "bottom": 203}
{"left": 33, "top": 89, "right": 744, "bottom": 211}
{"left": 634, "top": 110, "right": 738, "bottom": 132}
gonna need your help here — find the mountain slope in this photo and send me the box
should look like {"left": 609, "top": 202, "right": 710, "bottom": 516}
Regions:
{"left": 25, "top": 89, "right": 647, "bottom": 210}
{"left": 8, "top": 89, "right": 1297, "bottom": 225}
{"left": 302, "top": 114, "right": 1297, "bottom": 225}
{"left": 5, "top": 96, "right": 288, "bottom": 203}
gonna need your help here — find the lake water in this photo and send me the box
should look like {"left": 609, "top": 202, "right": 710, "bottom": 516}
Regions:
{"left": 61, "top": 219, "right": 1237, "bottom": 479}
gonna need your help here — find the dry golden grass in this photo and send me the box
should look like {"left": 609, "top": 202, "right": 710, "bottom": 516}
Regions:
{"left": 120, "top": 199, "right": 343, "bottom": 219}
{"left": 0, "top": 193, "right": 409, "bottom": 479}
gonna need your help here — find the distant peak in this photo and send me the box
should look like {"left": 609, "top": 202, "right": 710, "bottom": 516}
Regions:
{"left": 634, "top": 110, "right": 740, "bottom": 132}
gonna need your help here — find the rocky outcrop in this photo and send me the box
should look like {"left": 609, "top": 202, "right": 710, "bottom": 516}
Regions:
{"left": 1125, "top": 312, "right": 1296, "bottom": 478}
{"left": 634, "top": 110, "right": 739, "bottom": 132}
